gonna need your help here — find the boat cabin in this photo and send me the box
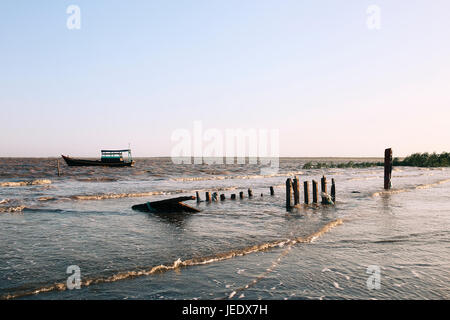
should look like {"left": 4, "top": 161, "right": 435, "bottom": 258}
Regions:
{"left": 101, "top": 149, "right": 133, "bottom": 164}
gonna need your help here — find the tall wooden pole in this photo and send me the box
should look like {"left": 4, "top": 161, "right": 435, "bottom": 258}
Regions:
{"left": 205, "top": 192, "right": 211, "bottom": 202}
{"left": 384, "top": 148, "right": 393, "bottom": 190}
{"left": 196, "top": 191, "right": 201, "bottom": 203}
{"left": 57, "top": 160, "right": 61, "bottom": 177}
{"left": 270, "top": 186, "right": 274, "bottom": 196}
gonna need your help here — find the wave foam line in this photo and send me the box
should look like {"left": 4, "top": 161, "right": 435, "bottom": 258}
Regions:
{"left": 0, "top": 206, "right": 26, "bottom": 213}
{"left": 38, "top": 190, "right": 186, "bottom": 202}
{"left": 228, "top": 219, "right": 343, "bottom": 299}
{"left": 37, "top": 185, "right": 264, "bottom": 202}
{"left": 372, "top": 178, "right": 450, "bottom": 197}
{"left": 0, "top": 179, "right": 51, "bottom": 187}
{"left": 171, "top": 171, "right": 305, "bottom": 182}
{"left": 2, "top": 219, "right": 343, "bottom": 300}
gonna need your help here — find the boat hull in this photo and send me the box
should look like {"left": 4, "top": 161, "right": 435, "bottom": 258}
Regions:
{"left": 61, "top": 155, "right": 134, "bottom": 167}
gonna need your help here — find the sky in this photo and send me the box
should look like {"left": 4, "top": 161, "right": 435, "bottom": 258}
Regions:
{"left": 1, "top": 0, "right": 449, "bottom": 157}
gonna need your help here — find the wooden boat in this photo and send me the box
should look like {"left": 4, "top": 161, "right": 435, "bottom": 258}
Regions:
{"left": 62, "top": 149, "right": 135, "bottom": 167}
{"left": 132, "top": 196, "right": 200, "bottom": 213}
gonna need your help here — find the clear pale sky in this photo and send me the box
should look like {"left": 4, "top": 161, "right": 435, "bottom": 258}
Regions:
{"left": 1, "top": 0, "right": 449, "bottom": 157}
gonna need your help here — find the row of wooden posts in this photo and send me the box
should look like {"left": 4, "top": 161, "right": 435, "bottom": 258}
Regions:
{"left": 194, "top": 177, "right": 336, "bottom": 210}
{"left": 286, "top": 176, "right": 336, "bottom": 210}
{"left": 195, "top": 187, "right": 271, "bottom": 203}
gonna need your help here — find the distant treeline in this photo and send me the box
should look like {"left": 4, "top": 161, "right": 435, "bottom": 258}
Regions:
{"left": 393, "top": 152, "right": 450, "bottom": 167}
{"left": 302, "top": 152, "right": 450, "bottom": 169}
{"left": 302, "top": 161, "right": 381, "bottom": 169}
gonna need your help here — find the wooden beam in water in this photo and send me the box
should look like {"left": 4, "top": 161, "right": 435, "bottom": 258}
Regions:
{"left": 270, "top": 186, "right": 274, "bottom": 196}
{"left": 196, "top": 191, "right": 201, "bottom": 203}
{"left": 384, "top": 148, "right": 393, "bottom": 190}
{"left": 286, "top": 178, "right": 293, "bottom": 210}
{"left": 321, "top": 176, "right": 327, "bottom": 204}
{"left": 331, "top": 179, "right": 336, "bottom": 203}
{"left": 205, "top": 192, "right": 211, "bottom": 202}
{"left": 248, "top": 188, "right": 253, "bottom": 197}
{"left": 312, "top": 180, "right": 318, "bottom": 204}
{"left": 304, "top": 181, "right": 309, "bottom": 204}
{"left": 293, "top": 177, "right": 300, "bottom": 205}
{"left": 239, "top": 191, "right": 244, "bottom": 199}
{"left": 220, "top": 194, "right": 226, "bottom": 201}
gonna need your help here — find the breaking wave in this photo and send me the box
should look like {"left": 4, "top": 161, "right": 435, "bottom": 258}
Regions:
{"left": 1, "top": 219, "right": 343, "bottom": 300}
{"left": 0, "top": 179, "right": 52, "bottom": 187}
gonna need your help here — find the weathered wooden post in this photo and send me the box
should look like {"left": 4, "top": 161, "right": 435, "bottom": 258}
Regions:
{"left": 248, "top": 188, "right": 253, "bottom": 197}
{"left": 205, "top": 192, "right": 211, "bottom": 202}
{"left": 321, "top": 176, "right": 328, "bottom": 204}
{"left": 220, "top": 194, "right": 226, "bottom": 201}
{"left": 212, "top": 192, "right": 218, "bottom": 201}
{"left": 270, "top": 186, "right": 274, "bottom": 196}
{"left": 239, "top": 191, "right": 244, "bottom": 199}
{"left": 196, "top": 191, "right": 201, "bottom": 203}
{"left": 231, "top": 194, "right": 236, "bottom": 200}
{"left": 57, "top": 160, "right": 61, "bottom": 177}
{"left": 304, "top": 181, "right": 309, "bottom": 204}
{"left": 312, "top": 180, "right": 318, "bottom": 204}
{"left": 293, "top": 177, "right": 300, "bottom": 205}
{"left": 331, "top": 179, "right": 336, "bottom": 203}
{"left": 384, "top": 148, "right": 393, "bottom": 190}
{"left": 286, "top": 178, "right": 293, "bottom": 210}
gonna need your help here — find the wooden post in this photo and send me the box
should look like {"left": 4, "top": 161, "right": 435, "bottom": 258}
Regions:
{"left": 205, "top": 192, "right": 211, "bottom": 202}
{"left": 384, "top": 148, "right": 393, "bottom": 190}
{"left": 304, "top": 181, "right": 309, "bottom": 204}
{"left": 286, "top": 178, "right": 292, "bottom": 210}
{"left": 212, "top": 192, "right": 218, "bottom": 201}
{"left": 270, "top": 186, "right": 274, "bottom": 196}
{"left": 321, "top": 176, "right": 327, "bottom": 204}
{"left": 331, "top": 179, "right": 336, "bottom": 203}
{"left": 248, "top": 188, "right": 253, "bottom": 197}
{"left": 239, "top": 191, "right": 244, "bottom": 199}
{"left": 231, "top": 194, "right": 236, "bottom": 200}
{"left": 260, "top": 193, "right": 263, "bottom": 197}
{"left": 312, "top": 180, "right": 318, "bottom": 204}
{"left": 220, "top": 194, "right": 226, "bottom": 201}
{"left": 57, "top": 160, "right": 61, "bottom": 177}
{"left": 196, "top": 191, "right": 201, "bottom": 203}
{"left": 293, "top": 177, "right": 300, "bottom": 205}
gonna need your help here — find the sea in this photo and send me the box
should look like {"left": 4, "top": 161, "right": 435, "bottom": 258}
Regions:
{"left": 0, "top": 157, "right": 449, "bottom": 300}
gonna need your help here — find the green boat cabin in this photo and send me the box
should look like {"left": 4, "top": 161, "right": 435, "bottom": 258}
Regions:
{"left": 101, "top": 149, "right": 133, "bottom": 164}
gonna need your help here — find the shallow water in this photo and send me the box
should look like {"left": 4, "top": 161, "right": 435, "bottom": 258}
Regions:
{"left": 0, "top": 158, "right": 449, "bottom": 299}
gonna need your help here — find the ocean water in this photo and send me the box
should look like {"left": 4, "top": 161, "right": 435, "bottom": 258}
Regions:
{"left": 0, "top": 157, "right": 449, "bottom": 300}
